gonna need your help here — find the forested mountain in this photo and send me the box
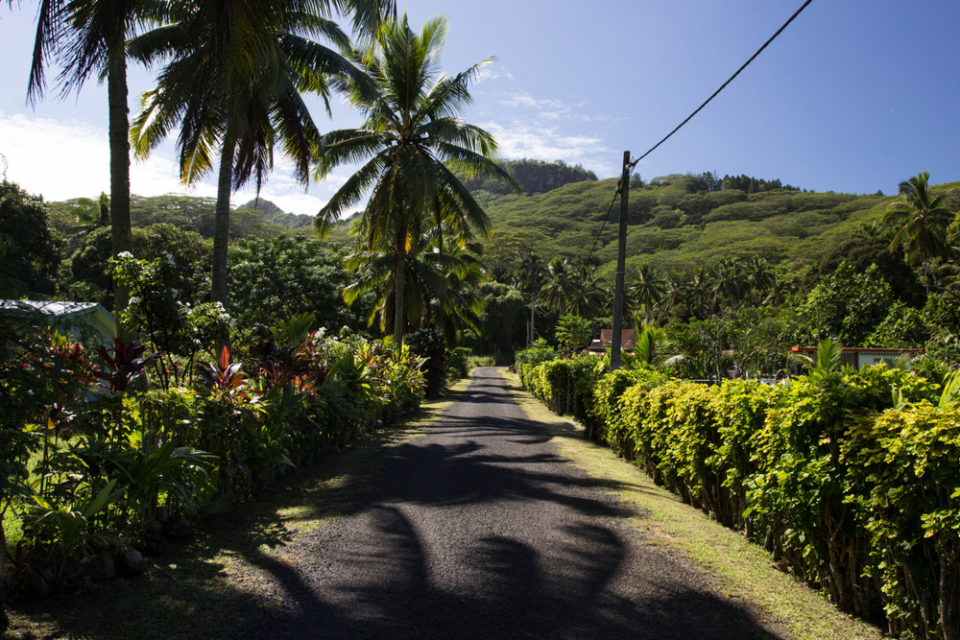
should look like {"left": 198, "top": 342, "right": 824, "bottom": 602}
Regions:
{"left": 479, "top": 171, "right": 910, "bottom": 283}
{"left": 460, "top": 159, "right": 597, "bottom": 195}
{"left": 44, "top": 169, "right": 950, "bottom": 291}
{"left": 46, "top": 194, "right": 312, "bottom": 241}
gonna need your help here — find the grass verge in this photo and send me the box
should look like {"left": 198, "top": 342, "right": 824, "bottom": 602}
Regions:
{"left": 3, "top": 376, "right": 472, "bottom": 640}
{"left": 498, "top": 367, "right": 882, "bottom": 640}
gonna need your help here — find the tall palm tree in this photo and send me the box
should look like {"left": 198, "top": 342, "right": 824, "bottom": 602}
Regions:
{"left": 518, "top": 251, "right": 545, "bottom": 345}
{"left": 314, "top": 15, "right": 512, "bottom": 344}
{"left": 130, "top": 0, "right": 391, "bottom": 306}
{"left": 882, "top": 171, "right": 957, "bottom": 292}
{"left": 19, "top": 0, "right": 166, "bottom": 316}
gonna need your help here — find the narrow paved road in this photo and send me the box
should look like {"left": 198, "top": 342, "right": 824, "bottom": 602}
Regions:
{"left": 239, "top": 368, "right": 781, "bottom": 639}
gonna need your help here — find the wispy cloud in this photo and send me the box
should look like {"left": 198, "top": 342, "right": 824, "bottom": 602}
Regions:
{"left": 475, "top": 61, "right": 514, "bottom": 84}
{"left": 481, "top": 119, "right": 616, "bottom": 177}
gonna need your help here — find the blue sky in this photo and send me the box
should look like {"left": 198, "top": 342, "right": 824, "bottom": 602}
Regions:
{"left": 1, "top": 0, "right": 958, "bottom": 214}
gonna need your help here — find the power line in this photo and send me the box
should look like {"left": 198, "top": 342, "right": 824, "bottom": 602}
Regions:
{"left": 629, "top": 0, "right": 813, "bottom": 168}
{"left": 586, "top": 0, "right": 811, "bottom": 264}
{"left": 586, "top": 180, "right": 624, "bottom": 260}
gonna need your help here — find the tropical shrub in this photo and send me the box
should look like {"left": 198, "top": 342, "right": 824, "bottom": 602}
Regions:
{"left": 0, "top": 314, "right": 426, "bottom": 598}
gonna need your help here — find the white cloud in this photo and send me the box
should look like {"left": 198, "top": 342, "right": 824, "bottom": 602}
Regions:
{"left": 0, "top": 110, "right": 343, "bottom": 216}
{"left": 498, "top": 92, "right": 575, "bottom": 111}
{"left": 481, "top": 119, "right": 616, "bottom": 177}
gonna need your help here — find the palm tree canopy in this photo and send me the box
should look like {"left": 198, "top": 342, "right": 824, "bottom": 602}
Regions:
{"left": 313, "top": 14, "right": 512, "bottom": 341}
{"left": 314, "top": 14, "right": 514, "bottom": 241}
{"left": 129, "top": 0, "right": 374, "bottom": 192}
{"left": 882, "top": 171, "right": 957, "bottom": 266}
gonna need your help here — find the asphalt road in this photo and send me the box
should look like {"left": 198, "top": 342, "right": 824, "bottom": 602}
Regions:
{"left": 237, "top": 367, "right": 782, "bottom": 639}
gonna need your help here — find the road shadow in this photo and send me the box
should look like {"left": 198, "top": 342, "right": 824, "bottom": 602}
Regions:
{"left": 5, "top": 369, "right": 783, "bottom": 640}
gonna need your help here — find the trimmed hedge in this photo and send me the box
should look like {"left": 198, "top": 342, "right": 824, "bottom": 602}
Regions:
{"left": 516, "top": 352, "right": 957, "bottom": 640}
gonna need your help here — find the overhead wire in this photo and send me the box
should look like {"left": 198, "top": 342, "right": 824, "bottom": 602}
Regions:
{"left": 629, "top": 0, "right": 813, "bottom": 168}
{"left": 587, "top": 185, "right": 622, "bottom": 260}
{"left": 585, "top": 0, "right": 813, "bottom": 263}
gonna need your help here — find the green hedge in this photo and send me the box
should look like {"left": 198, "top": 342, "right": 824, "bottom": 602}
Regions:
{"left": 517, "top": 354, "right": 957, "bottom": 640}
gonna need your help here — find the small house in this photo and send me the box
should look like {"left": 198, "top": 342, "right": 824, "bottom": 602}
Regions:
{"left": 789, "top": 346, "right": 926, "bottom": 371}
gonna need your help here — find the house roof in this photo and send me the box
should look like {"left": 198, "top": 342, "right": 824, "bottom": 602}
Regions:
{"left": 600, "top": 329, "right": 635, "bottom": 350}
{"left": 789, "top": 346, "right": 926, "bottom": 355}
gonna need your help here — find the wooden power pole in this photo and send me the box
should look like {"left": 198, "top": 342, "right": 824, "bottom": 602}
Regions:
{"left": 610, "top": 150, "right": 630, "bottom": 371}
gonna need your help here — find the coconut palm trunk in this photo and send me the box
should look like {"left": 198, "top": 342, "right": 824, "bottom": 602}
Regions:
{"left": 107, "top": 52, "right": 133, "bottom": 317}
{"left": 393, "top": 221, "right": 407, "bottom": 344}
{"left": 212, "top": 134, "right": 236, "bottom": 306}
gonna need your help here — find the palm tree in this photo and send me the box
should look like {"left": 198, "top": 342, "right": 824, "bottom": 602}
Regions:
{"left": 882, "top": 171, "right": 957, "bottom": 292}
{"left": 660, "top": 272, "right": 687, "bottom": 320}
{"left": 518, "top": 251, "right": 545, "bottom": 345}
{"left": 540, "top": 257, "right": 575, "bottom": 314}
{"left": 688, "top": 267, "right": 711, "bottom": 319}
{"left": 711, "top": 257, "right": 746, "bottom": 311}
{"left": 566, "top": 264, "right": 605, "bottom": 318}
{"left": 743, "top": 254, "right": 775, "bottom": 304}
{"left": 130, "top": 0, "right": 391, "bottom": 306}
{"left": 627, "top": 262, "right": 663, "bottom": 324}
{"left": 344, "top": 228, "right": 485, "bottom": 345}
{"left": 19, "top": 0, "right": 165, "bottom": 316}
{"left": 314, "top": 15, "right": 512, "bottom": 344}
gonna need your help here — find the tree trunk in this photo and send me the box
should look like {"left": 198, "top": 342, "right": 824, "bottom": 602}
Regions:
{"left": 529, "top": 292, "right": 536, "bottom": 345}
{"left": 212, "top": 135, "right": 235, "bottom": 308}
{"left": 393, "top": 225, "right": 406, "bottom": 345}
{"left": 107, "top": 53, "right": 132, "bottom": 322}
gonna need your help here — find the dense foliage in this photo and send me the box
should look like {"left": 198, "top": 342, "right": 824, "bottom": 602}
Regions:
{"left": 0, "top": 181, "right": 61, "bottom": 297}
{"left": 0, "top": 311, "right": 425, "bottom": 601}
{"left": 516, "top": 346, "right": 957, "bottom": 640}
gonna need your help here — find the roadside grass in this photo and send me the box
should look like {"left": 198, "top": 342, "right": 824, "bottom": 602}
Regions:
{"left": 4, "top": 376, "right": 472, "bottom": 640}
{"left": 499, "top": 367, "right": 882, "bottom": 640}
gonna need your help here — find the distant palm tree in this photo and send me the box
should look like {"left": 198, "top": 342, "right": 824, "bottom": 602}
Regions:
{"left": 566, "top": 265, "right": 605, "bottom": 318}
{"left": 743, "top": 254, "right": 776, "bottom": 304}
{"left": 627, "top": 262, "right": 663, "bottom": 324}
{"left": 519, "top": 251, "right": 545, "bottom": 344}
{"left": 315, "top": 15, "right": 512, "bottom": 343}
{"left": 688, "top": 267, "right": 711, "bottom": 319}
{"left": 131, "top": 0, "right": 389, "bottom": 306}
{"left": 711, "top": 257, "right": 746, "bottom": 310}
{"left": 540, "top": 257, "right": 576, "bottom": 314}
{"left": 343, "top": 228, "right": 483, "bottom": 344}
{"left": 660, "top": 272, "right": 687, "bottom": 319}
{"left": 882, "top": 171, "right": 957, "bottom": 292}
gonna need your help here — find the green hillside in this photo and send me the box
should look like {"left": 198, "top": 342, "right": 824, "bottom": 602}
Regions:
{"left": 478, "top": 172, "right": 903, "bottom": 282}
{"left": 46, "top": 194, "right": 312, "bottom": 241}
{"left": 43, "top": 170, "right": 958, "bottom": 291}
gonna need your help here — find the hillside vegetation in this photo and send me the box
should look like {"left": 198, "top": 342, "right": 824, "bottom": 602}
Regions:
{"left": 46, "top": 194, "right": 312, "bottom": 242}
{"left": 479, "top": 171, "right": 901, "bottom": 281}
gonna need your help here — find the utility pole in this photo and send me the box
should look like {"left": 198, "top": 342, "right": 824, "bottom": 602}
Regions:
{"left": 610, "top": 150, "right": 630, "bottom": 371}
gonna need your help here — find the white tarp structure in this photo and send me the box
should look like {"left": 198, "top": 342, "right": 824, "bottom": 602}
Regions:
{"left": 0, "top": 300, "right": 116, "bottom": 345}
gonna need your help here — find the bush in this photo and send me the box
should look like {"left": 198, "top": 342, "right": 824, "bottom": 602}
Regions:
{"left": 516, "top": 354, "right": 957, "bottom": 638}
{"left": 0, "top": 325, "right": 426, "bottom": 592}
